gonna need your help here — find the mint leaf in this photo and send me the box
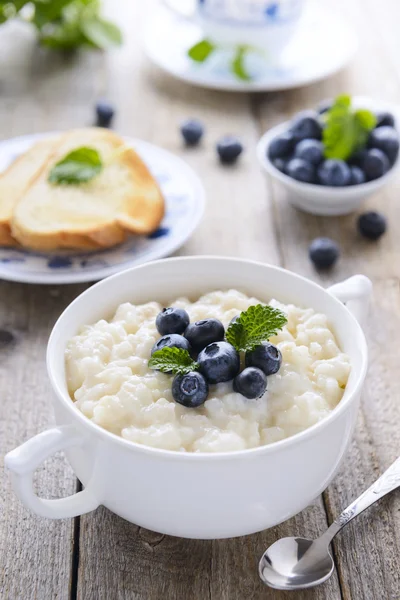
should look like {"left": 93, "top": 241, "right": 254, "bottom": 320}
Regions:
{"left": 48, "top": 146, "right": 103, "bottom": 185}
{"left": 187, "top": 39, "right": 215, "bottom": 62}
{"left": 149, "top": 347, "right": 198, "bottom": 375}
{"left": 226, "top": 304, "right": 287, "bottom": 352}
{"left": 323, "top": 95, "right": 377, "bottom": 160}
{"left": 81, "top": 16, "right": 122, "bottom": 49}
{"left": 232, "top": 46, "right": 251, "bottom": 81}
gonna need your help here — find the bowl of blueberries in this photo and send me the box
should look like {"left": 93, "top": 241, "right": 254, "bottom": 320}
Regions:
{"left": 257, "top": 95, "right": 400, "bottom": 216}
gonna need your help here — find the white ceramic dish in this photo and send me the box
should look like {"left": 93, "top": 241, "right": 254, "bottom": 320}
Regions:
{"left": 144, "top": 2, "right": 357, "bottom": 93}
{"left": 0, "top": 133, "right": 205, "bottom": 285}
{"left": 257, "top": 98, "right": 400, "bottom": 216}
{"left": 5, "top": 257, "right": 372, "bottom": 539}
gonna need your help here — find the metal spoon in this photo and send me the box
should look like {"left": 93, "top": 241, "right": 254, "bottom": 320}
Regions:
{"left": 259, "top": 456, "right": 400, "bottom": 590}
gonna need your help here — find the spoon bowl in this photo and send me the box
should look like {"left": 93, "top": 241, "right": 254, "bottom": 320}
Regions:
{"left": 259, "top": 537, "right": 334, "bottom": 590}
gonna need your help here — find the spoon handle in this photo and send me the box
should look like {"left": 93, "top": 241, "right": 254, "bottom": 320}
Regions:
{"left": 322, "top": 456, "right": 400, "bottom": 543}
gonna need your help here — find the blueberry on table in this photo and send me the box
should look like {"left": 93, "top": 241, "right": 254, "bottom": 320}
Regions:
{"left": 184, "top": 318, "right": 225, "bottom": 353}
{"left": 172, "top": 372, "right": 209, "bottom": 408}
{"left": 368, "top": 126, "right": 399, "bottom": 164}
{"left": 286, "top": 158, "right": 315, "bottom": 183}
{"left": 245, "top": 342, "right": 282, "bottom": 376}
{"left": 349, "top": 166, "right": 366, "bottom": 185}
{"left": 317, "top": 159, "right": 351, "bottom": 186}
{"left": 151, "top": 334, "right": 191, "bottom": 356}
{"left": 95, "top": 100, "right": 115, "bottom": 128}
{"left": 216, "top": 136, "right": 243, "bottom": 164}
{"left": 268, "top": 132, "right": 295, "bottom": 159}
{"left": 198, "top": 341, "right": 240, "bottom": 384}
{"left": 156, "top": 307, "right": 190, "bottom": 336}
{"left": 309, "top": 237, "right": 340, "bottom": 269}
{"left": 272, "top": 158, "right": 287, "bottom": 173}
{"left": 375, "top": 111, "right": 395, "bottom": 128}
{"left": 180, "top": 119, "right": 204, "bottom": 146}
{"left": 357, "top": 211, "right": 387, "bottom": 240}
{"left": 233, "top": 367, "right": 267, "bottom": 400}
{"left": 294, "top": 139, "right": 324, "bottom": 166}
{"left": 363, "top": 149, "right": 390, "bottom": 180}
{"left": 289, "top": 110, "right": 323, "bottom": 141}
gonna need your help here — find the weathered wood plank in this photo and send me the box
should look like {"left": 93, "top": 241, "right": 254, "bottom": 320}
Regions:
{"left": 0, "top": 24, "right": 102, "bottom": 600}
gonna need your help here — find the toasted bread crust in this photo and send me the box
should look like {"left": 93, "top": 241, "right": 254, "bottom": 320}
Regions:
{"left": 9, "top": 128, "right": 165, "bottom": 251}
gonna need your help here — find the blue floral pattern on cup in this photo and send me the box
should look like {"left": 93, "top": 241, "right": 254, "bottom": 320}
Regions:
{"left": 198, "top": 0, "right": 303, "bottom": 27}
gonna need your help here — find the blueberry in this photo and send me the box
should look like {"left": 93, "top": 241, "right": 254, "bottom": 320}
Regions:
{"left": 184, "top": 319, "right": 224, "bottom": 353}
{"left": 286, "top": 158, "right": 315, "bottom": 183}
{"left": 151, "top": 334, "right": 191, "bottom": 356}
{"left": 375, "top": 112, "right": 395, "bottom": 128}
{"left": 317, "top": 159, "right": 351, "bottom": 186}
{"left": 95, "top": 100, "right": 115, "bottom": 128}
{"left": 357, "top": 211, "right": 387, "bottom": 240}
{"left": 216, "top": 136, "right": 243, "bottom": 164}
{"left": 294, "top": 139, "right": 324, "bottom": 165}
{"left": 172, "top": 371, "right": 209, "bottom": 407}
{"left": 349, "top": 149, "right": 368, "bottom": 169}
{"left": 317, "top": 99, "right": 332, "bottom": 115}
{"left": 233, "top": 367, "right": 267, "bottom": 399}
{"left": 368, "top": 126, "right": 399, "bottom": 164}
{"left": 272, "top": 158, "right": 287, "bottom": 173}
{"left": 289, "top": 110, "right": 323, "bottom": 141}
{"left": 268, "top": 132, "right": 295, "bottom": 159}
{"left": 245, "top": 342, "right": 282, "bottom": 376}
{"left": 156, "top": 307, "right": 190, "bottom": 336}
{"left": 180, "top": 119, "right": 204, "bottom": 146}
{"left": 363, "top": 148, "right": 390, "bottom": 180}
{"left": 349, "top": 166, "right": 366, "bottom": 185}
{"left": 309, "top": 237, "right": 340, "bottom": 269}
{"left": 198, "top": 341, "right": 240, "bottom": 384}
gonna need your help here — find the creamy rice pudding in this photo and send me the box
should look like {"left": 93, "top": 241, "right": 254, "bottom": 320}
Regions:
{"left": 65, "top": 290, "right": 350, "bottom": 453}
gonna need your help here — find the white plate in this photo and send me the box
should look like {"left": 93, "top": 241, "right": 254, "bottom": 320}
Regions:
{"left": 144, "top": 2, "right": 357, "bottom": 92}
{"left": 0, "top": 134, "right": 205, "bottom": 285}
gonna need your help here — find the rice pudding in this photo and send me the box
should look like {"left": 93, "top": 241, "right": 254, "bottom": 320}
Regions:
{"left": 65, "top": 290, "right": 351, "bottom": 453}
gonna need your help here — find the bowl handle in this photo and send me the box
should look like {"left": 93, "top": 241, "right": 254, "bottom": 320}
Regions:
{"left": 327, "top": 275, "right": 372, "bottom": 325}
{"left": 5, "top": 426, "right": 100, "bottom": 519}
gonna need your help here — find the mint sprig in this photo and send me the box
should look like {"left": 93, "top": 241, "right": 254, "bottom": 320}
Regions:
{"left": 149, "top": 347, "right": 198, "bottom": 375}
{"left": 322, "top": 95, "right": 377, "bottom": 161}
{"left": 187, "top": 38, "right": 252, "bottom": 81}
{"left": 226, "top": 304, "right": 287, "bottom": 352}
{"left": 48, "top": 146, "right": 103, "bottom": 185}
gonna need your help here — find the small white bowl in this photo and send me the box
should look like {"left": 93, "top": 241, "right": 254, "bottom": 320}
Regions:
{"left": 5, "top": 257, "right": 371, "bottom": 539}
{"left": 257, "top": 99, "right": 400, "bottom": 216}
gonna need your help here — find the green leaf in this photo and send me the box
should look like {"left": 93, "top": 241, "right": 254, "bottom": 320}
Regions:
{"left": 187, "top": 38, "right": 215, "bottom": 62}
{"left": 226, "top": 304, "right": 287, "bottom": 352}
{"left": 148, "top": 347, "right": 198, "bottom": 375}
{"left": 231, "top": 46, "right": 251, "bottom": 81}
{"left": 48, "top": 146, "right": 103, "bottom": 185}
{"left": 33, "top": 0, "right": 74, "bottom": 29}
{"left": 323, "top": 95, "right": 377, "bottom": 161}
{"left": 80, "top": 16, "right": 122, "bottom": 48}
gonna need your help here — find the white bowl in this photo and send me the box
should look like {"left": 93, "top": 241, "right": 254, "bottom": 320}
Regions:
{"left": 5, "top": 257, "right": 371, "bottom": 539}
{"left": 257, "top": 99, "right": 400, "bottom": 216}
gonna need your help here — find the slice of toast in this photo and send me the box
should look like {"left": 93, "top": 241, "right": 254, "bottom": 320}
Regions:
{"left": 0, "top": 139, "right": 58, "bottom": 246}
{"left": 11, "top": 128, "right": 165, "bottom": 251}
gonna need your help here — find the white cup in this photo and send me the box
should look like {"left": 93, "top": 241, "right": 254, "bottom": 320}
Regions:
{"left": 5, "top": 257, "right": 371, "bottom": 539}
{"left": 167, "top": 0, "right": 306, "bottom": 58}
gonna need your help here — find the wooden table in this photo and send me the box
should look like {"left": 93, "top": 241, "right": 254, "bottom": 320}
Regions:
{"left": 1, "top": 1, "right": 400, "bottom": 599}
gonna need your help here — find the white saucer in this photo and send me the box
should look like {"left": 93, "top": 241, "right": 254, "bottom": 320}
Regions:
{"left": 0, "top": 134, "right": 205, "bottom": 285}
{"left": 144, "top": 2, "right": 357, "bottom": 92}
